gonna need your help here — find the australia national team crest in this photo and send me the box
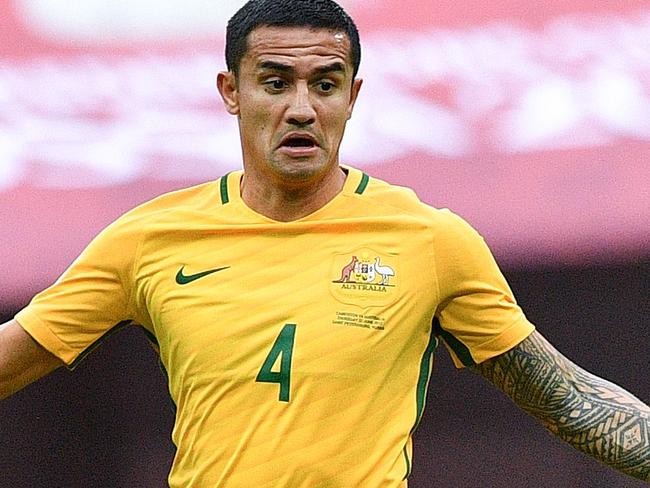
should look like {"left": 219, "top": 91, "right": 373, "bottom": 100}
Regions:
{"left": 329, "top": 250, "right": 399, "bottom": 306}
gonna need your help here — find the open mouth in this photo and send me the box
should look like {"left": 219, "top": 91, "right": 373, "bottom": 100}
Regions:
{"left": 284, "top": 138, "right": 315, "bottom": 147}
{"left": 279, "top": 133, "right": 319, "bottom": 149}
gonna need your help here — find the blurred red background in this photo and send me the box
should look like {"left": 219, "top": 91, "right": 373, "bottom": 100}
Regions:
{"left": 1, "top": 1, "right": 649, "bottom": 487}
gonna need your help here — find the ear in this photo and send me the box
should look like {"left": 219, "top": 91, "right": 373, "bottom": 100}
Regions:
{"left": 217, "top": 71, "right": 240, "bottom": 116}
{"left": 346, "top": 78, "right": 363, "bottom": 120}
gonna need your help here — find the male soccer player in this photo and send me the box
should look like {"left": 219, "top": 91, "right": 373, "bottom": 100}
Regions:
{"left": 1, "top": 0, "right": 649, "bottom": 486}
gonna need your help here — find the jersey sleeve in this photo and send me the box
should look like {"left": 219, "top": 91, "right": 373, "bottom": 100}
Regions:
{"left": 432, "top": 210, "right": 535, "bottom": 368}
{"left": 14, "top": 212, "right": 143, "bottom": 369}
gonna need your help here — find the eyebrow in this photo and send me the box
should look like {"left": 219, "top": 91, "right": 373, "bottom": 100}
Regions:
{"left": 257, "top": 61, "right": 347, "bottom": 76}
{"left": 314, "top": 62, "right": 346, "bottom": 75}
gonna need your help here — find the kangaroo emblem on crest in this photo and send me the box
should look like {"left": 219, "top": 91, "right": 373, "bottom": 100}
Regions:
{"left": 334, "top": 256, "right": 358, "bottom": 283}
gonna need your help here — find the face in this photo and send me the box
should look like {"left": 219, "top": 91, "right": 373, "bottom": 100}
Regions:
{"left": 218, "top": 26, "right": 362, "bottom": 187}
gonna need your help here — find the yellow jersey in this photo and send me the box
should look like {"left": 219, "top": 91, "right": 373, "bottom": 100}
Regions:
{"left": 16, "top": 166, "right": 534, "bottom": 487}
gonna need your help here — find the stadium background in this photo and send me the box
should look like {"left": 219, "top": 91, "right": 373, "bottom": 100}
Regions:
{"left": 1, "top": 0, "right": 649, "bottom": 486}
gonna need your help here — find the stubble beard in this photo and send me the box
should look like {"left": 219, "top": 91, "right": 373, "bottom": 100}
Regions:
{"left": 267, "top": 148, "right": 336, "bottom": 187}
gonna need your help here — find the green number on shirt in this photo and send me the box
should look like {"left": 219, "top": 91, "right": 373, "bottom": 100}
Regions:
{"left": 256, "top": 324, "right": 296, "bottom": 402}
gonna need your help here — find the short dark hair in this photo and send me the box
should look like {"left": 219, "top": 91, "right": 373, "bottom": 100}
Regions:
{"left": 226, "top": 0, "right": 361, "bottom": 78}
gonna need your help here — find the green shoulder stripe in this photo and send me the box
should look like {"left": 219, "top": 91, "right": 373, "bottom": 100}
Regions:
{"left": 68, "top": 320, "right": 131, "bottom": 370}
{"left": 138, "top": 327, "right": 177, "bottom": 414}
{"left": 403, "top": 444, "right": 411, "bottom": 480}
{"left": 220, "top": 172, "right": 231, "bottom": 204}
{"left": 433, "top": 319, "right": 476, "bottom": 367}
{"left": 354, "top": 172, "right": 370, "bottom": 194}
{"left": 403, "top": 320, "right": 439, "bottom": 480}
{"left": 139, "top": 326, "right": 159, "bottom": 347}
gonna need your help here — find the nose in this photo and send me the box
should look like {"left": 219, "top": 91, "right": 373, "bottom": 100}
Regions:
{"left": 285, "top": 82, "right": 316, "bottom": 126}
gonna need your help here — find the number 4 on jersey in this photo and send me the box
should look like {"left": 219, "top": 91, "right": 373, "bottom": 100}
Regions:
{"left": 256, "top": 324, "right": 296, "bottom": 402}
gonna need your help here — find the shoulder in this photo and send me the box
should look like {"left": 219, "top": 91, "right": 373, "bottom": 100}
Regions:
{"left": 60, "top": 179, "right": 220, "bottom": 269}
{"left": 121, "top": 179, "right": 220, "bottom": 222}
{"left": 357, "top": 170, "right": 426, "bottom": 212}
{"left": 356, "top": 168, "right": 480, "bottom": 237}
{"left": 103, "top": 179, "right": 222, "bottom": 237}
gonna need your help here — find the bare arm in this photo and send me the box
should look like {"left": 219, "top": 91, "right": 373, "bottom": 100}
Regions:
{"left": 0, "top": 319, "right": 64, "bottom": 400}
{"left": 474, "top": 330, "right": 650, "bottom": 482}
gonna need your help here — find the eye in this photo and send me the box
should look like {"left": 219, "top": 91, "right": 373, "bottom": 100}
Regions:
{"left": 265, "top": 79, "right": 288, "bottom": 92}
{"left": 317, "top": 81, "right": 335, "bottom": 93}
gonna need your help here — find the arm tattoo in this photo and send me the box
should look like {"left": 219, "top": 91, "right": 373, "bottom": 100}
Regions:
{"left": 474, "top": 330, "right": 650, "bottom": 482}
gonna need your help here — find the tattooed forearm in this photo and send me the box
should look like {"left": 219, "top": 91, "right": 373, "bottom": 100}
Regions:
{"left": 474, "top": 330, "right": 650, "bottom": 482}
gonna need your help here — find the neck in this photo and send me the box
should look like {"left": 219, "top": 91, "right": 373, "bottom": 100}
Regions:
{"left": 240, "top": 166, "right": 347, "bottom": 222}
